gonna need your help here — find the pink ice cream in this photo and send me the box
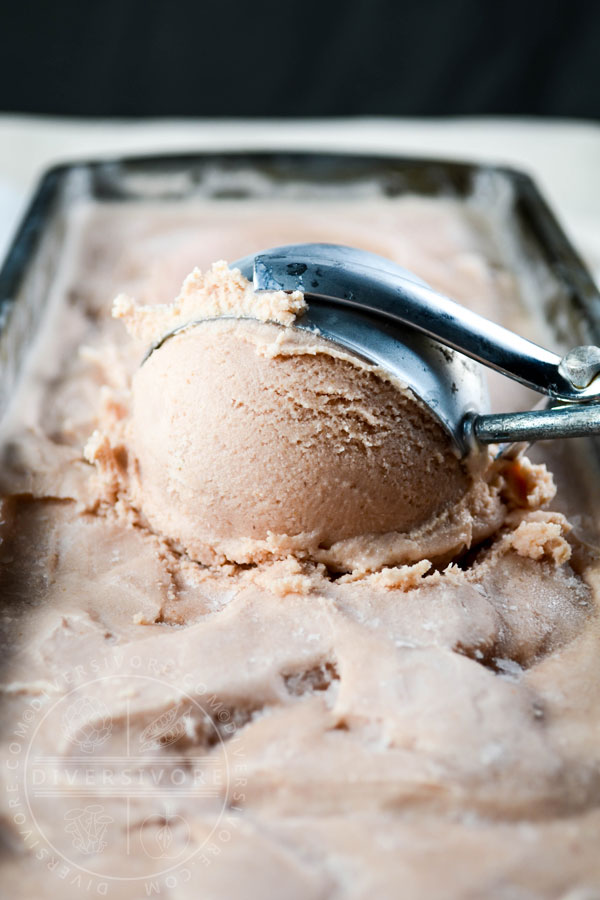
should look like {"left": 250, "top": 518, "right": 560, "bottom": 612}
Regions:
{"left": 0, "top": 197, "right": 599, "bottom": 900}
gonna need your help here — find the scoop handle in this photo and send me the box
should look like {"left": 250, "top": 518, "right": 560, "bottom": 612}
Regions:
{"left": 467, "top": 404, "right": 600, "bottom": 448}
{"left": 249, "top": 244, "right": 600, "bottom": 403}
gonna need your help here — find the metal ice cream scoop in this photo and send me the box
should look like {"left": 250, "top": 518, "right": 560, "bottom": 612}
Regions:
{"left": 232, "top": 243, "right": 600, "bottom": 456}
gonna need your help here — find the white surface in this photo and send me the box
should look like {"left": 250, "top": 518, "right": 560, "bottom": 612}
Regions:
{"left": 1, "top": 115, "right": 600, "bottom": 280}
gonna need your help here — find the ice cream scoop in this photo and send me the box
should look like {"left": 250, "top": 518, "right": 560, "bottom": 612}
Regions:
{"left": 226, "top": 244, "right": 600, "bottom": 455}
{"left": 123, "top": 251, "right": 596, "bottom": 570}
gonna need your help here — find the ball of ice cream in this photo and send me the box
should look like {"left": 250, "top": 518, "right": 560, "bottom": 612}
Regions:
{"left": 106, "top": 262, "right": 506, "bottom": 572}
{"left": 129, "top": 317, "right": 488, "bottom": 570}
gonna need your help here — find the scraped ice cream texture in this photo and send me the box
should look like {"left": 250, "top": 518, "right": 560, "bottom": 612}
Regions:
{"left": 1, "top": 196, "right": 600, "bottom": 900}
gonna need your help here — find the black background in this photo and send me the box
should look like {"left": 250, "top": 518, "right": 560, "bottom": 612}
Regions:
{"left": 1, "top": 0, "right": 598, "bottom": 118}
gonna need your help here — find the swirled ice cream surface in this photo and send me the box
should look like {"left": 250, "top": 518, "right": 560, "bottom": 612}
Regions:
{"left": 1, "top": 197, "right": 599, "bottom": 899}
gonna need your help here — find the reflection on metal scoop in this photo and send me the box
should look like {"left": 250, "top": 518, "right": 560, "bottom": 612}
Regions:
{"left": 232, "top": 243, "right": 600, "bottom": 456}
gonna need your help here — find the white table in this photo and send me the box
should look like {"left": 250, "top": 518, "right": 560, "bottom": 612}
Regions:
{"left": 1, "top": 116, "right": 599, "bottom": 282}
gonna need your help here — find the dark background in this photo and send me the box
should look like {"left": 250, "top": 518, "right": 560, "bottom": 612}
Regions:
{"left": 1, "top": 0, "right": 598, "bottom": 119}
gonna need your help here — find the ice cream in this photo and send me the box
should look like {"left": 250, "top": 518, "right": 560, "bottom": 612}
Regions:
{"left": 1, "top": 196, "right": 599, "bottom": 900}
{"left": 90, "top": 261, "right": 507, "bottom": 572}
